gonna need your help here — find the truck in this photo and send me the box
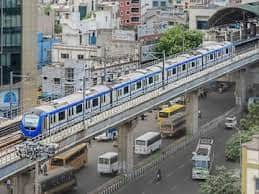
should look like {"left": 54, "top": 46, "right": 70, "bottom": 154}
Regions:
{"left": 192, "top": 137, "right": 214, "bottom": 180}
{"left": 94, "top": 128, "right": 117, "bottom": 141}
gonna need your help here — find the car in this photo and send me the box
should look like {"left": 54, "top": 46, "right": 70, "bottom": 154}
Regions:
{"left": 225, "top": 115, "right": 237, "bottom": 129}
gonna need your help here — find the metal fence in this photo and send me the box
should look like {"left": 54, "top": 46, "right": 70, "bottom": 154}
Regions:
{"left": 89, "top": 107, "right": 241, "bottom": 194}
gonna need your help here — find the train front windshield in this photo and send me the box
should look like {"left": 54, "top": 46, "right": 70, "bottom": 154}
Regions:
{"left": 23, "top": 114, "right": 40, "bottom": 129}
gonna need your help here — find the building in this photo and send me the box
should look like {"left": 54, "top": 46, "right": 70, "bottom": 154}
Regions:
{"left": 189, "top": 6, "right": 218, "bottom": 30}
{"left": 242, "top": 134, "right": 259, "bottom": 194}
{"left": 119, "top": 0, "right": 141, "bottom": 27}
{"left": 37, "top": 32, "right": 60, "bottom": 69}
{"left": 0, "top": 0, "right": 38, "bottom": 116}
{"left": 41, "top": 59, "right": 139, "bottom": 97}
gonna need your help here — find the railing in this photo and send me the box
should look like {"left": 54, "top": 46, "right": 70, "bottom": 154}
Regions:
{"left": 89, "top": 107, "right": 241, "bottom": 194}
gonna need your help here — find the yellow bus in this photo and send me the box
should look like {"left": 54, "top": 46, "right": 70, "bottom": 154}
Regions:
{"left": 157, "top": 103, "right": 186, "bottom": 137}
{"left": 49, "top": 143, "right": 88, "bottom": 170}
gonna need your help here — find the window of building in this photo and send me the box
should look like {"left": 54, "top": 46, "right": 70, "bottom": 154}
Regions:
{"left": 126, "top": 11, "right": 130, "bottom": 14}
{"left": 54, "top": 78, "right": 60, "bottom": 84}
{"left": 152, "top": 1, "right": 159, "bottom": 6}
{"left": 65, "top": 68, "right": 74, "bottom": 82}
{"left": 131, "top": 8, "right": 139, "bottom": 12}
{"left": 131, "top": 0, "right": 139, "bottom": 3}
{"left": 131, "top": 17, "right": 139, "bottom": 22}
{"left": 126, "top": 1, "right": 130, "bottom": 5}
{"left": 61, "top": 53, "right": 69, "bottom": 59}
{"left": 126, "top": 20, "right": 130, "bottom": 23}
{"left": 160, "top": 1, "right": 166, "bottom": 6}
{"left": 65, "top": 13, "right": 69, "bottom": 19}
{"left": 197, "top": 20, "right": 208, "bottom": 30}
{"left": 256, "top": 178, "right": 259, "bottom": 193}
{"left": 77, "top": 55, "right": 84, "bottom": 60}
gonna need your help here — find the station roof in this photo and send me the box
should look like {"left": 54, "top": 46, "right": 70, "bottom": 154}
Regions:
{"left": 208, "top": 2, "right": 259, "bottom": 27}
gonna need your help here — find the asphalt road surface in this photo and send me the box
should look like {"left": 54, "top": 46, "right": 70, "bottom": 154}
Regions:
{"left": 74, "top": 87, "right": 236, "bottom": 194}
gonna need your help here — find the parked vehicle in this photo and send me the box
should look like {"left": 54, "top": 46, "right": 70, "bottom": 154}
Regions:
{"left": 94, "top": 128, "right": 117, "bottom": 141}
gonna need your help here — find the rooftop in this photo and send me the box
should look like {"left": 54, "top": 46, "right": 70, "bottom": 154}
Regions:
{"left": 243, "top": 134, "right": 259, "bottom": 151}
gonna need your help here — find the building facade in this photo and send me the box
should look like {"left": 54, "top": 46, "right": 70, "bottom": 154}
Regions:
{"left": 0, "top": 0, "right": 37, "bottom": 116}
{"left": 242, "top": 135, "right": 259, "bottom": 194}
{"left": 41, "top": 59, "right": 139, "bottom": 97}
{"left": 119, "top": 0, "right": 141, "bottom": 27}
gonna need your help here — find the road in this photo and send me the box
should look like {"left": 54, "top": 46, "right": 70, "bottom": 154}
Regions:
{"left": 116, "top": 122, "right": 237, "bottom": 194}
{"left": 74, "top": 87, "right": 236, "bottom": 194}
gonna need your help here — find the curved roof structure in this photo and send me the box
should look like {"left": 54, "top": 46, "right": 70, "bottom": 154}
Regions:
{"left": 208, "top": 2, "right": 259, "bottom": 27}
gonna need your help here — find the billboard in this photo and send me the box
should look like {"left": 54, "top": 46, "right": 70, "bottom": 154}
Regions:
{"left": 138, "top": 21, "right": 171, "bottom": 40}
{"left": 112, "top": 30, "right": 135, "bottom": 42}
{"left": 0, "top": 89, "right": 19, "bottom": 109}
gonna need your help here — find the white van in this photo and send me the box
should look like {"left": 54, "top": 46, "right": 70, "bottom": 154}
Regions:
{"left": 97, "top": 152, "right": 119, "bottom": 175}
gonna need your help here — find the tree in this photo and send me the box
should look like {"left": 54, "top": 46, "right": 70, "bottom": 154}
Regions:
{"left": 225, "top": 104, "right": 259, "bottom": 161}
{"left": 54, "top": 24, "right": 62, "bottom": 34}
{"left": 240, "top": 104, "right": 259, "bottom": 130}
{"left": 155, "top": 25, "right": 203, "bottom": 56}
{"left": 200, "top": 166, "right": 240, "bottom": 194}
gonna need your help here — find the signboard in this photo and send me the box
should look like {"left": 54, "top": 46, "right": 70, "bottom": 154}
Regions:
{"left": 138, "top": 21, "right": 171, "bottom": 40}
{"left": 0, "top": 89, "right": 19, "bottom": 109}
{"left": 112, "top": 30, "right": 135, "bottom": 42}
{"left": 141, "top": 43, "right": 158, "bottom": 62}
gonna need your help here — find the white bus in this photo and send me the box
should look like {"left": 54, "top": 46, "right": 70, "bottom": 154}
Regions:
{"left": 135, "top": 132, "right": 161, "bottom": 155}
{"left": 97, "top": 152, "right": 119, "bottom": 175}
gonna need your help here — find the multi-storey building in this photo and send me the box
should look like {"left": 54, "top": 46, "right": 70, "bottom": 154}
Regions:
{"left": 0, "top": 0, "right": 38, "bottom": 116}
{"left": 119, "top": 0, "right": 141, "bottom": 27}
{"left": 242, "top": 134, "right": 259, "bottom": 194}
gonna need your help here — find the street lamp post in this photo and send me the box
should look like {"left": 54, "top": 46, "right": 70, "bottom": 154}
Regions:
{"left": 234, "top": 126, "right": 242, "bottom": 178}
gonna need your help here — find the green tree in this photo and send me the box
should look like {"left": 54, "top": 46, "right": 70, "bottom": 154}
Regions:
{"left": 240, "top": 104, "right": 259, "bottom": 130}
{"left": 225, "top": 104, "right": 259, "bottom": 161}
{"left": 155, "top": 25, "right": 203, "bottom": 56}
{"left": 54, "top": 24, "right": 62, "bottom": 34}
{"left": 200, "top": 166, "right": 240, "bottom": 194}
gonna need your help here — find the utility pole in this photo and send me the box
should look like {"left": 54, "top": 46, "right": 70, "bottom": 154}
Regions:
{"left": 35, "top": 160, "right": 40, "bottom": 194}
{"left": 82, "top": 74, "right": 86, "bottom": 130}
{"left": 9, "top": 71, "right": 13, "bottom": 119}
{"left": 162, "top": 50, "right": 165, "bottom": 89}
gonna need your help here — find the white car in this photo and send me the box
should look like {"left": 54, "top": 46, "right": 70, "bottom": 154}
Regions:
{"left": 225, "top": 116, "right": 237, "bottom": 129}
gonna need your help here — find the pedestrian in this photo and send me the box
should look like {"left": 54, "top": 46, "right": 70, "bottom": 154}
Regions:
{"left": 88, "top": 139, "right": 92, "bottom": 147}
{"left": 155, "top": 168, "right": 162, "bottom": 182}
{"left": 198, "top": 110, "right": 202, "bottom": 118}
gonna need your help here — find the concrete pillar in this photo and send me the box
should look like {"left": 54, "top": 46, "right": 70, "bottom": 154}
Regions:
{"left": 235, "top": 69, "right": 247, "bottom": 109}
{"left": 186, "top": 91, "right": 199, "bottom": 135}
{"left": 12, "top": 172, "right": 32, "bottom": 194}
{"left": 118, "top": 119, "right": 136, "bottom": 173}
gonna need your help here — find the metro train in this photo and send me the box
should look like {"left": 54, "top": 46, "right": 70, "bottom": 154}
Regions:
{"left": 21, "top": 41, "right": 234, "bottom": 138}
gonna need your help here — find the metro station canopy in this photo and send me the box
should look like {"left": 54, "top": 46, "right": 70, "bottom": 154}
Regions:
{"left": 208, "top": 2, "right": 259, "bottom": 27}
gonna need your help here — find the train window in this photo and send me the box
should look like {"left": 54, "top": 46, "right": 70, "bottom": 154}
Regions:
{"left": 226, "top": 48, "right": 229, "bottom": 54}
{"left": 218, "top": 51, "right": 221, "bottom": 57}
{"left": 76, "top": 104, "right": 82, "bottom": 114}
{"left": 136, "top": 81, "right": 141, "bottom": 89}
{"left": 93, "top": 98, "right": 98, "bottom": 107}
{"left": 101, "top": 95, "right": 106, "bottom": 103}
{"left": 191, "top": 62, "right": 195, "bottom": 67}
{"left": 53, "top": 115, "right": 56, "bottom": 123}
{"left": 50, "top": 116, "right": 53, "bottom": 124}
{"left": 149, "top": 77, "right": 153, "bottom": 84}
{"left": 210, "top": 54, "right": 213, "bottom": 60}
{"left": 124, "top": 86, "right": 129, "bottom": 94}
{"left": 172, "top": 68, "right": 176, "bottom": 74}
{"left": 182, "top": 64, "right": 186, "bottom": 71}
{"left": 68, "top": 109, "right": 71, "bottom": 116}
{"left": 131, "top": 85, "right": 135, "bottom": 91}
{"left": 58, "top": 111, "right": 65, "bottom": 121}
{"left": 154, "top": 75, "right": 159, "bottom": 81}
